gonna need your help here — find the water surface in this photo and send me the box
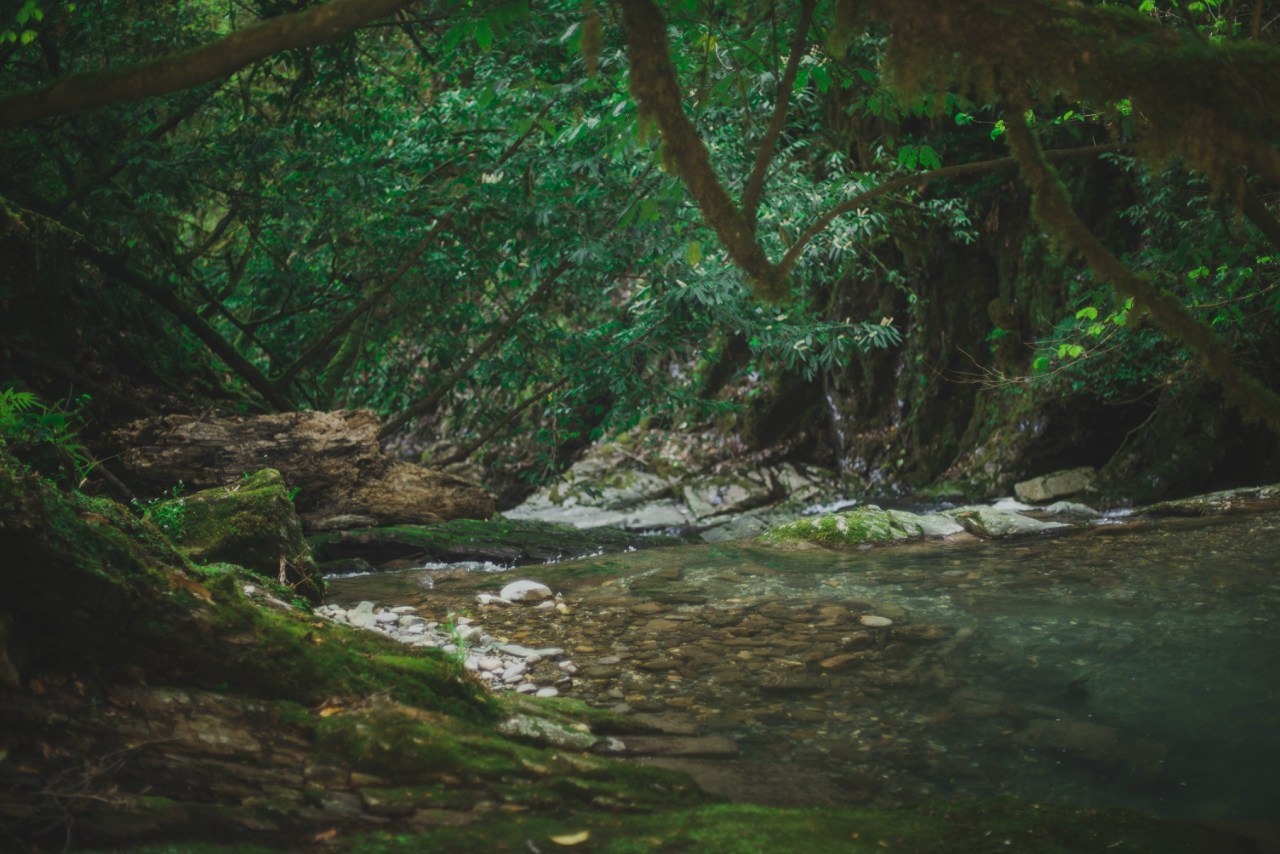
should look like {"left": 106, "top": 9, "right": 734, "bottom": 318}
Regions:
{"left": 328, "top": 511, "right": 1280, "bottom": 822}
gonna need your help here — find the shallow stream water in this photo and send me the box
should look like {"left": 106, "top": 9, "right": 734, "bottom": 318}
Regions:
{"left": 326, "top": 510, "right": 1280, "bottom": 824}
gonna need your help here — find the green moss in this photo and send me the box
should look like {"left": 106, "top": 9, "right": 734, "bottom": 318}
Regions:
{"left": 314, "top": 701, "right": 700, "bottom": 808}
{"left": 759, "top": 506, "right": 923, "bottom": 548}
{"left": 315, "top": 705, "right": 530, "bottom": 781}
{"left": 0, "top": 454, "right": 492, "bottom": 717}
{"left": 115, "top": 799, "right": 1256, "bottom": 853}
{"left": 158, "top": 469, "right": 323, "bottom": 603}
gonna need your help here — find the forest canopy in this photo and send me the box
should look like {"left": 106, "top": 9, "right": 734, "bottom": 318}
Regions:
{"left": 3, "top": 0, "right": 1279, "bottom": 493}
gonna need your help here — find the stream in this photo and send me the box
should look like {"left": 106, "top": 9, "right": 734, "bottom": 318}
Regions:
{"left": 326, "top": 509, "right": 1280, "bottom": 825}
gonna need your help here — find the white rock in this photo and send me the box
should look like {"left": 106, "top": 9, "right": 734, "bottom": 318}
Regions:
{"left": 536, "top": 647, "right": 565, "bottom": 659}
{"left": 499, "top": 643, "right": 540, "bottom": 658}
{"left": 502, "top": 663, "right": 527, "bottom": 681}
{"left": 860, "top": 615, "right": 893, "bottom": 628}
{"left": 516, "top": 683, "right": 539, "bottom": 694}
{"left": 478, "top": 656, "right": 504, "bottom": 672}
{"left": 558, "top": 661, "right": 579, "bottom": 674}
{"left": 477, "top": 593, "right": 516, "bottom": 607}
{"left": 499, "top": 580, "right": 554, "bottom": 603}
{"left": 534, "top": 600, "right": 557, "bottom": 610}
{"left": 348, "top": 613, "right": 377, "bottom": 629}
{"left": 535, "top": 687, "right": 559, "bottom": 698}
{"left": 391, "top": 606, "right": 418, "bottom": 614}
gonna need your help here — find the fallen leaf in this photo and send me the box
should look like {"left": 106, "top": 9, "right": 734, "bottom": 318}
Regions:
{"left": 310, "top": 828, "right": 339, "bottom": 842}
{"left": 173, "top": 576, "right": 214, "bottom": 603}
{"left": 318, "top": 706, "right": 345, "bottom": 718}
{"left": 550, "top": 830, "right": 590, "bottom": 846}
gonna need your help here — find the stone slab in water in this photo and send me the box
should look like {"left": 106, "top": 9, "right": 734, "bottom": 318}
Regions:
{"left": 1014, "top": 467, "right": 1097, "bottom": 503}
{"left": 618, "top": 735, "right": 740, "bottom": 758}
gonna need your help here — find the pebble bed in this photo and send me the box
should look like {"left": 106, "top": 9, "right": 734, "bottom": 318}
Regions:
{"left": 323, "top": 510, "right": 1280, "bottom": 819}
{"left": 317, "top": 578, "right": 577, "bottom": 699}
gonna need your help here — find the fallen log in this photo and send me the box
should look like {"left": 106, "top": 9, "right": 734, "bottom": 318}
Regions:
{"left": 110, "top": 410, "right": 493, "bottom": 529}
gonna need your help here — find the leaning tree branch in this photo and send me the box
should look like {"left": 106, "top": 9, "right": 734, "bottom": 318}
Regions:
{"left": 272, "top": 101, "right": 551, "bottom": 394}
{"left": 778, "top": 143, "right": 1128, "bottom": 276}
{"left": 270, "top": 213, "right": 451, "bottom": 392}
{"left": 1237, "top": 179, "right": 1280, "bottom": 253}
{"left": 435, "top": 376, "right": 572, "bottom": 466}
{"left": 741, "top": 0, "right": 815, "bottom": 231}
{"left": 620, "top": 0, "right": 784, "bottom": 300}
{"left": 1004, "top": 106, "right": 1280, "bottom": 433}
{"left": 0, "top": 0, "right": 417, "bottom": 127}
{"left": 377, "top": 260, "right": 571, "bottom": 440}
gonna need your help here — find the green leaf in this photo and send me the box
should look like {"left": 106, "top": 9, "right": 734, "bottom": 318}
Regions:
{"left": 1032, "top": 355, "right": 1050, "bottom": 373}
{"left": 685, "top": 241, "right": 702, "bottom": 267}
{"left": 1075, "top": 306, "right": 1098, "bottom": 320}
{"left": 474, "top": 19, "right": 494, "bottom": 51}
{"left": 990, "top": 119, "right": 1006, "bottom": 140}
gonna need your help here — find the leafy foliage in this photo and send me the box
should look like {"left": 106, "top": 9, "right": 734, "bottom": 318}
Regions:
{"left": 0, "top": 385, "right": 95, "bottom": 486}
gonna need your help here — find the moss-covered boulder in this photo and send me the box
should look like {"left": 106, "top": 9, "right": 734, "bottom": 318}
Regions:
{"left": 759, "top": 506, "right": 963, "bottom": 548}
{"left": 1142, "top": 483, "right": 1280, "bottom": 516}
{"left": 309, "top": 516, "right": 680, "bottom": 569}
{"left": 154, "top": 469, "right": 322, "bottom": 603}
{"left": 945, "top": 506, "right": 1069, "bottom": 537}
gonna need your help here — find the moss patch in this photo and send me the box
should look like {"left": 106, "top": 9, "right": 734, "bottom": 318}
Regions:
{"left": 157, "top": 469, "right": 323, "bottom": 603}
{"left": 0, "top": 455, "right": 490, "bottom": 717}
{"left": 759, "top": 506, "right": 925, "bottom": 548}
{"left": 117, "top": 799, "right": 1256, "bottom": 853}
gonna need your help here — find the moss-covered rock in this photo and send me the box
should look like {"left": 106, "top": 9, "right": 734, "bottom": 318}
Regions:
{"left": 758, "top": 506, "right": 962, "bottom": 548}
{"left": 309, "top": 516, "right": 679, "bottom": 569}
{"left": 117, "top": 798, "right": 1258, "bottom": 853}
{"left": 945, "top": 506, "right": 1069, "bottom": 537}
{"left": 154, "top": 469, "right": 323, "bottom": 603}
{"left": 1141, "top": 483, "right": 1280, "bottom": 517}
{"left": 0, "top": 455, "right": 487, "bottom": 713}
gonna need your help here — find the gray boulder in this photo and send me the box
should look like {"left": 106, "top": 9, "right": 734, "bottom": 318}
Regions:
{"left": 1014, "top": 467, "right": 1097, "bottom": 503}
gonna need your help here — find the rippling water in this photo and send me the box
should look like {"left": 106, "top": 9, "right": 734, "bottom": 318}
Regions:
{"left": 327, "top": 510, "right": 1280, "bottom": 823}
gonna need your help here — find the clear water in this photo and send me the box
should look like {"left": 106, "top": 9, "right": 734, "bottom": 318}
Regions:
{"left": 326, "top": 510, "right": 1280, "bottom": 823}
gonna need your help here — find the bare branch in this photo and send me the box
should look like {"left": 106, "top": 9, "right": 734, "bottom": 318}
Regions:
{"left": 778, "top": 143, "right": 1127, "bottom": 277}
{"left": 741, "top": 0, "right": 816, "bottom": 230}
{"left": 0, "top": 0, "right": 417, "bottom": 127}
{"left": 1004, "top": 106, "right": 1280, "bottom": 433}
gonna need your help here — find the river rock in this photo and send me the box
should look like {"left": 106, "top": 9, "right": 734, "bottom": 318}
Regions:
{"left": 499, "top": 580, "right": 553, "bottom": 602}
{"left": 497, "top": 714, "right": 597, "bottom": 750}
{"left": 1043, "top": 501, "right": 1100, "bottom": 519}
{"left": 757, "top": 507, "right": 942, "bottom": 547}
{"left": 151, "top": 468, "right": 324, "bottom": 603}
{"left": 682, "top": 472, "right": 775, "bottom": 520}
{"left": 946, "top": 507, "right": 1068, "bottom": 538}
{"left": 1014, "top": 467, "right": 1097, "bottom": 503}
